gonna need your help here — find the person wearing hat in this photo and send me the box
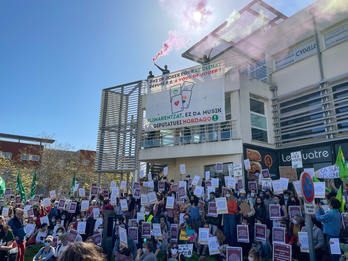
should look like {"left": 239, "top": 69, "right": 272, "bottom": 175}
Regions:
{"left": 237, "top": 190, "right": 255, "bottom": 224}
{"left": 54, "top": 233, "right": 69, "bottom": 259}
{"left": 33, "top": 235, "right": 55, "bottom": 261}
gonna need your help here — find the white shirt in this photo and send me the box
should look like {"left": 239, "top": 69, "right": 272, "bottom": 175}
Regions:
{"left": 54, "top": 244, "right": 69, "bottom": 258}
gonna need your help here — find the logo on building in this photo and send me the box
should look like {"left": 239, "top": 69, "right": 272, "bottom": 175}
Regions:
{"left": 264, "top": 155, "right": 273, "bottom": 168}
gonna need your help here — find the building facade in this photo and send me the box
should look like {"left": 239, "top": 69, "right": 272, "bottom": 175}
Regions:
{"left": 96, "top": 0, "right": 348, "bottom": 189}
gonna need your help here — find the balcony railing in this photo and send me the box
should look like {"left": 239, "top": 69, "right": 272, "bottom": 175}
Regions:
{"left": 141, "top": 120, "right": 237, "bottom": 149}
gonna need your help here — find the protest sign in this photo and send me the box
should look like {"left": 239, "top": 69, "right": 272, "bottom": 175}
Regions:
{"left": 272, "top": 180, "right": 283, "bottom": 194}
{"left": 79, "top": 188, "right": 85, "bottom": 197}
{"left": 57, "top": 187, "right": 61, "bottom": 196}
{"left": 42, "top": 198, "right": 50, "bottom": 207}
{"left": 270, "top": 204, "right": 281, "bottom": 220}
{"left": 255, "top": 223, "right": 266, "bottom": 242}
{"left": 234, "top": 164, "right": 242, "bottom": 176}
{"left": 2, "top": 208, "right": 8, "bottom": 217}
{"left": 280, "top": 178, "right": 289, "bottom": 191}
{"left": 112, "top": 187, "right": 119, "bottom": 197}
{"left": 205, "top": 171, "right": 210, "bottom": 180}
{"left": 103, "top": 189, "right": 109, "bottom": 199}
{"left": 180, "top": 164, "right": 186, "bottom": 174}
{"left": 208, "top": 237, "right": 220, "bottom": 255}
{"left": 166, "top": 196, "right": 174, "bottom": 209}
{"left": 198, "top": 228, "right": 209, "bottom": 244}
{"left": 288, "top": 206, "right": 301, "bottom": 219}
{"left": 81, "top": 200, "right": 89, "bottom": 211}
{"left": 141, "top": 194, "right": 148, "bottom": 206}
{"left": 5, "top": 188, "right": 11, "bottom": 196}
{"left": 77, "top": 222, "right": 86, "bottom": 234}
{"left": 134, "top": 188, "right": 140, "bottom": 199}
{"left": 148, "top": 192, "right": 157, "bottom": 204}
{"left": 49, "top": 190, "right": 56, "bottom": 198}
{"left": 244, "top": 159, "right": 250, "bottom": 169}
{"left": 40, "top": 216, "right": 49, "bottom": 225}
{"left": 177, "top": 186, "right": 186, "bottom": 199}
{"left": 178, "top": 244, "right": 193, "bottom": 258}
{"left": 211, "top": 178, "right": 219, "bottom": 188}
{"left": 128, "top": 227, "right": 138, "bottom": 244}
{"left": 273, "top": 227, "right": 285, "bottom": 243}
{"left": 119, "top": 227, "right": 128, "bottom": 247}
{"left": 226, "top": 247, "right": 242, "bottom": 261}
{"left": 94, "top": 233, "right": 102, "bottom": 246}
{"left": 192, "top": 176, "right": 200, "bottom": 186}
{"left": 69, "top": 202, "right": 77, "bottom": 213}
{"left": 25, "top": 224, "right": 36, "bottom": 237}
{"left": 273, "top": 242, "right": 291, "bottom": 261}
{"left": 248, "top": 181, "right": 257, "bottom": 192}
{"left": 262, "top": 179, "right": 271, "bottom": 190}
{"left": 170, "top": 224, "right": 178, "bottom": 242}
{"left": 111, "top": 195, "right": 116, "bottom": 205}
{"left": 158, "top": 181, "right": 165, "bottom": 191}
{"left": 298, "top": 232, "right": 309, "bottom": 252}
{"left": 121, "top": 181, "right": 127, "bottom": 189}
{"left": 291, "top": 151, "right": 302, "bottom": 168}
{"left": 153, "top": 224, "right": 162, "bottom": 239}
{"left": 279, "top": 166, "right": 297, "bottom": 182}
{"left": 142, "top": 222, "right": 151, "bottom": 239}
{"left": 110, "top": 182, "right": 116, "bottom": 188}
{"left": 208, "top": 202, "right": 218, "bottom": 217}
{"left": 67, "top": 229, "right": 79, "bottom": 243}
{"left": 215, "top": 197, "right": 228, "bottom": 214}
{"left": 194, "top": 186, "right": 203, "bottom": 197}
{"left": 237, "top": 225, "right": 249, "bottom": 243}
{"left": 58, "top": 199, "right": 66, "bottom": 210}
{"left": 216, "top": 162, "right": 223, "bottom": 173}
{"left": 314, "top": 182, "right": 325, "bottom": 198}
{"left": 293, "top": 181, "right": 302, "bottom": 197}
{"left": 93, "top": 207, "right": 100, "bottom": 218}
{"left": 120, "top": 199, "right": 128, "bottom": 212}
{"left": 163, "top": 167, "right": 168, "bottom": 175}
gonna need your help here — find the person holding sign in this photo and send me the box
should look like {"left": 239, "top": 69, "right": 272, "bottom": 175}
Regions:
{"left": 281, "top": 221, "right": 295, "bottom": 245}
{"left": 0, "top": 215, "right": 16, "bottom": 260}
{"left": 273, "top": 195, "right": 287, "bottom": 221}
{"left": 223, "top": 190, "right": 237, "bottom": 246}
{"left": 114, "top": 244, "right": 134, "bottom": 261}
{"left": 289, "top": 214, "right": 304, "bottom": 259}
{"left": 179, "top": 195, "right": 202, "bottom": 229}
{"left": 204, "top": 192, "right": 220, "bottom": 236}
{"left": 237, "top": 190, "right": 255, "bottom": 223}
{"left": 162, "top": 242, "right": 185, "bottom": 261}
{"left": 135, "top": 241, "right": 157, "bottom": 261}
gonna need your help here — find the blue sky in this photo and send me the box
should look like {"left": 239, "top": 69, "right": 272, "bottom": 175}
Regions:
{"left": 0, "top": 0, "right": 317, "bottom": 150}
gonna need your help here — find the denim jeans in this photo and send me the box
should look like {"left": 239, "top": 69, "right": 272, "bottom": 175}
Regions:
{"left": 223, "top": 214, "right": 236, "bottom": 246}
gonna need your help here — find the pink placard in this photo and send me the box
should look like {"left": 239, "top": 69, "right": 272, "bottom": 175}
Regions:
{"left": 273, "top": 242, "right": 291, "bottom": 261}
{"left": 255, "top": 223, "right": 266, "bottom": 242}
{"left": 273, "top": 227, "right": 285, "bottom": 243}
{"left": 261, "top": 169, "right": 270, "bottom": 179}
{"left": 103, "top": 189, "right": 109, "bottom": 199}
{"left": 288, "top": 206, "right": 301, "bottom": 220}
{"left": 94, "top": 233, "right": 102, "bottom": 246}
{"left": 270, "top": 204, "right": 281, "bottom": 220}
{"left": 67, "top": 229, "right": 78, "bottom": 243}
{"left": 188, "top": 179, "right": 192, "bottom": 188}
{"left": 91, "top": 187, "right": 98, "bottom": 196}
{"left": 58, "top": 199, "right": 66, "bottom": 210}
{"left": 237, "top": 225, "right": 249, "bottom": 243}
{"left": 128, "top": 227, "right": 138, "bottom": 244}
{"left": 248, "top": 181, "right": 257, "bottom": 192}
{"left": 222, "top": 187, "right": 231, "bottom": 197}
{"left": 205, "top": 180, "right": 211, "bottom": 187}
{"left": 69, "top": 202, "right": 77, "bottom": 213}
{"left": 237, "top": 179, "right": 243, "bottom": 191}
{"left": 171, "top": 184, "right": 178, "bottom": 192}
{"left": 170, "top": 224, "right": 178, "bottom": 242}
{"left": 208, "top": 202, "right": 218, "bottom": 217}
{"left": 134, "top": 188, "right": 140, "bottom": 199}
{"left": 142, "top": 222, "right": 151, "bottom": 239}
{"left": 15, "top": 196, "right": 21, "bottom": 205}
{"left": 5, "top": 188, "right": 11, "bottom": 196}
{"left": 226, "top": 247, "right": 242, "bottom": 261}
{"left": 51, "top": 237, "right": 58, "bottom": 248}
{"left": 177, "top": 186, "right": 186, "bottom": 199}
{"left": 158, "top": 181, "right": 165, "bottom": 191}
{"left": 133, "top": 182, "right": 140, "bottom": 190}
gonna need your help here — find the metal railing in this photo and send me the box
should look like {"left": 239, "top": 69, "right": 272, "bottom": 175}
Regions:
{"left": 140, "top": 120, "right": 237, "bottom": 149}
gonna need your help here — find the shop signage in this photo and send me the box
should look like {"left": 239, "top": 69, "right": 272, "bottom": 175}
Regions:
{"left": 325, "top": 23, "right": 348, "bottom": 49}
{"left": 280, "top": 146, "right": 332, "bottom": 166}
{"left": 145, "top": 61, "right": 225, "bottom": 131}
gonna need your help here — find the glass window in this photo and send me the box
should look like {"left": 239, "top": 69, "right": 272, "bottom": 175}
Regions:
{"left": 250, "top": 99, "right": 265, "bottom": 114}
{"left": 252, "top": 128, "right": 268, "bottom": 142}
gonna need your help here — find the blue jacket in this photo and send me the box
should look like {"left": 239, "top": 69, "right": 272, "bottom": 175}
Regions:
{"left": 8, "top": 216, "right": 26, "bottom": 244}
{"left": 315, "top": 209, "right": 341, "bottom": 236}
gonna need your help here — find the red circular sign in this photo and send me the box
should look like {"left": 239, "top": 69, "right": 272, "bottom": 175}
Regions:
{"left": 300, "top": 172, "right": 315, "bottom": 203}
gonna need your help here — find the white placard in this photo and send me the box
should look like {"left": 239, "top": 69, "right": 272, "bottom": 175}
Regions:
{"left": 280, "top": 178, "right": 289, "bottom": 191}
{"left": 291, "top": 151, "right": 302, "bottom": 168}
{"left": 111, "top": 194, "right": 117, "bottom": 205}
{"left": 192, "top": 176, "right": 200, "bottom": 186}
{"left": 319, "top": 165, "right": 339, "bottom": 179}
{"left": 25, "top": 224, "right": 36, "bottom": 236}
{"left": 120, "top": 227, "right": 128, "bottom": 247}
{"left": 112, "top": 187, "right": 119, "bottom": 197}
{"left": 314, "top": 182, "right": 325, "bottom": 198}
{"left": 244, "top": 159, "right": 250, "bottom": 169}
{"left": 81, "top": 200, "right": 89, "bottom": 211}
{"left": 205, "top": 171, "right": 210, "bottom": 180}
{"left": 148, "top": 181, "right": 154, "bottom": 189}
{"left": 79, "top": 188, "right": 85, "bottom": 197}
{"left": 120, "top": 199, "right": 128, "bottom": 211}
{"left": 166, "top": 196, "right": 174, "bottom": 209}
{"left": 49, "top": 190, "right": 56, "bottom": 198}
{"left": 77, "top": 221, "right": 86, "bottom": 234}
{"left": 228, "top": 164, "right": 233, "bottom": 176}
{"left": 198, "top": 228, "right": 209, "bottom": 244}
{"left": 228, "top": 177, "right": 235, "bottom": 189}
{"left": 137, "top": 212, "right": 144, "bottom": 223}
{"left": 179, "top": 181, "right": 186, "bottom": 188}
{"left": 93, "top": 208, "right": 100, "bottom": 218}
{"left": 148, "top": 192, "right": 158, "bottom": 204}
{"left": 23, "top": 205, "right": 31, "bottom": 212}
{"left": 139, "top": 170, "right": 145, "bottom": 178}
{"left": 272, "top": 180, "right": 283, "bottom": 194}
{"left": 120, "top": 181, "right": 127, "bottom": 189}
{"left": 329, "top": 238, "right": 341, "bottom": 255}
{"left": 152, "top": 223, "right": 162, "bottom": 239}
{"left": 207, "top": 186, "right": 215, "bottom": 198}
{"left": 304, "top": 168, "right": 314, "bottom": 178}
{"left": 234, "top": 164, "right": 242, "bottom": 176}
{"left": 163, "top": 167, "right": 168, "bottom": 175}
{"left": 180, "top": 213, "right": 185, "bottom": 225}
{"left": 74, "top": 184, "right": 79, "bottom": 191}
{"left": 208, "top": 236, "right": 220, "bottom": 255}
{"left": 293, "top": 181, "right": 302, "bottom": 197}
{"left": 141, "top": 194, "right": 148, "bottom": 206}
{"left": 42, "top": 198, "right": 50, "bottom": 206}
{"left": 110, "top": 181, "right": 116, "bottom": 188}
{"left": 215, "top": 197, "right": 228, "bottom": 214}
{"left": 94, "top": 218, "right": 103, "bottom": 231}
{"left": 298, "top": 232, "right": 309, "bottom": 253}
{"left": 211, "top": 178, "right": 219, "bottom": 188}
{"left": 148, "top": 173, "right": 152, "bottom": 181}
{"left": 180, "top": 164, "right": 186, "bottom": 174}
{"left": 2, "top": 208, "right": 8, "bottom": 217}
{"left": 40, "top": 216, "right": 49, "bottom": 225}
{"left": 194, "top": 186, "right": 203, "bottom": 197}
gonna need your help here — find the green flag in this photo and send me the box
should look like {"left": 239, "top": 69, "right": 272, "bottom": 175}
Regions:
{"left": 15, "top": 168, "right": 26, "bottom": 202}
{"left": 336, "top": 185, "right": 345, "bottom": 212}
{"left": 0, "top": 177, "right": 6, "bottom": 196}
{"left": 70, "top": 172, "right": 76, "bottom": 196}
{"left": 335, "top": 146, "right": 348, "bottom": 182}
{"left": 30, "top": 169, "right": 37, "bottom": 199}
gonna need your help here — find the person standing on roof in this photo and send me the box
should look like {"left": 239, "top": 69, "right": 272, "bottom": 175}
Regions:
{"left": 202, "top": 47, "right": 213, "bottom": 63}
{"left": 147, "top": 71, "right": 154, "bottom": 79}
{"left": 154, "top": 63, "right": 170, "bottom": 75}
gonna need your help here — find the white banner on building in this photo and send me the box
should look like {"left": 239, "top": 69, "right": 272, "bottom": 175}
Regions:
{"left": 145, "top": 61, "right": 225, "bottom": 131}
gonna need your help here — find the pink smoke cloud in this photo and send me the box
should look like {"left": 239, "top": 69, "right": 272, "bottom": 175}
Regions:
{"left": 153, "top": 0, "right": 212, "bottom": 62}
{"left": 153, "top": 31, "right": 191, "bottom": 62}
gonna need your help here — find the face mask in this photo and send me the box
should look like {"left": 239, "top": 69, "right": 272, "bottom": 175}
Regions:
{"left": 83, "top": 218, "right": 86, "bottom": 221}
{"left": 34, "top": 217, "right": 37, "bottom": 220}
{"left": 292, "top": 219, "right": 297, "bottom": 225}
{"left": 57, "top": 232, "right": 62, "bottom": 236}
{"left": 226, "top": 194, "right": 231, "bottom": 198}
{"left": 44, "top": 242, "right": 50, "bottom": 247}
{"left": 77, "top": 219, "right": 80, "bottom": 222}
{"left": 210, "top": 197, "right": 214, "bottom": 201}
{"left": 274, "top": 200, "right": 279, "bottom": 204}
{"left": 259, "top": 194, "right": 263, "bottom": 197}
{"left": 322, "top": 200, "right": 328, "bottom": 204}
{"left": 52, "top": 220, "right": 55, "bottom": 222}
{"left": 142, "top": 248, "right": 147, "bottom": 254}
{"left": 55, "top": 204, "right": 58, "bottom": 208}
{"left": 171, "top": 182, "right": 174, "bottom": 185}
{"left": 241, "top": 196, "right": 245, "bottom": 200}
{"left": 171, "top": 195, "right": 175, "bottom": 197}
{"left": 62, "top": 216, "right": 65, "bottom": 220}
{"left": 248, "top": 257, "right": 253, "bottom": 261}
{"left": 160, "top": 221, "right": 164, "bottom": 223}
{"left": 127, "top": 197, "right": 129, "bottom": 201}
{"left": 171, "top": 248, "right": 178, "bottom": 255}
{"left": 284, "top": 196, "right": 288, "bottom": 200}
{"left": 251, "top": 193, "right": 255, "bottom": 197}
{"left": 98, "top": 229, "right": 103, "bottom": 233}
{"left": 145, "top": 212, "right": 150, "bottom": 215}
{"left": 255, "top": 173, "right": 258, "bottom": 177}
{"left": 116, "top": 221, "right": 120, "bottom": 225}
